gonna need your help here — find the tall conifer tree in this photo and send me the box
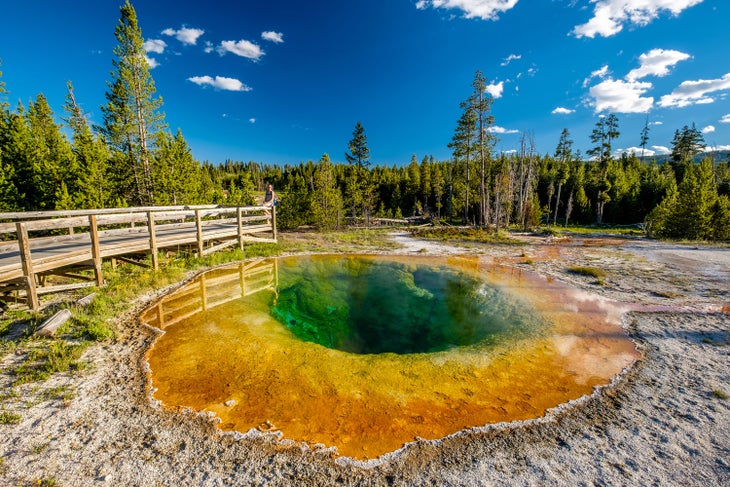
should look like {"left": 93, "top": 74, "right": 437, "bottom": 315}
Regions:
{"left": 101, "top": 0, "right": 165, "bottom": 205}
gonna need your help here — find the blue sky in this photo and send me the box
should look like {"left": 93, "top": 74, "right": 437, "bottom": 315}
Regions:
{"left": 1, "top": 0, "right": 728, "bottom": 165}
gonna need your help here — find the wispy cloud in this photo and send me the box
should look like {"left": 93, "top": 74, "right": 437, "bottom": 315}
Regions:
{"left": 573, "top": 0, "right": 704, "bottom": 38}
{"left": 487, "top": 125, "right": 519, "bottom": 134}
{"left": 249, "top": 118, "right": 257, "bottom": 124}
{"left": 415, "top": 0, "right": 519, "bottom": 21}
{"left": 188, "top": 75, "right": 252, "bottom": 92}
{"left": 652, "top": 145, "right": 671, "bottom": 154}
{"left": 583, "top": 64, "right": 610, "bottom": 88}
{"left": 589, "top": 78, "right": 654, "bottom": 113}
{"left": 552, "top": 107, "right": 575, "bottom": 115}
{"left": 702, "top": 125, "right": 715, "bottom": 134}
{"left": 145, "top": 56, "right": 159, "bottom": 69}
{"left": 626, "top": 48, "right": 690, "bottom": 81}
{"left": 217, "top": 40, "right": 265, "bottom": 61}
{"left": 720, "top": 114, "right": 730, "bottom": 124}
{"left": 261, "top": 31, "right": 284, "bottom": 43}
{"left": 658, "top": 73, "right": 730, "bottom": 108}
{"left": 143, "top": 39, "right": 167, "bottom": 54}
{"left": 485, "top": 81, "right": 504, "bottom": 99}
{"left": 162, "top": 26, "right": 205, "bottom": 45}
{"left": 501, "top": 53, "right": 521, "bottom": 66}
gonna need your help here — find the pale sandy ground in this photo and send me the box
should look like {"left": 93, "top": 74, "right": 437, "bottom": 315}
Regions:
{"left": 1, "top": 233, "right": 728, "bottom": 486}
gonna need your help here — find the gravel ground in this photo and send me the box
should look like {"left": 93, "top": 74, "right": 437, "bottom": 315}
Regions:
{"left": 0, "top": 233, "right": 728, "bottom": 486}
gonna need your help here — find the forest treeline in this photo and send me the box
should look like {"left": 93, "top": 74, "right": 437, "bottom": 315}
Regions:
{"left": 0, "top": 1, "right": 728, "bottom": 241}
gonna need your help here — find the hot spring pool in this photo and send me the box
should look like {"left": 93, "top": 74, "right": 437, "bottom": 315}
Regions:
{"left": 141, "top": 255, "right": 638, "bottom": 459}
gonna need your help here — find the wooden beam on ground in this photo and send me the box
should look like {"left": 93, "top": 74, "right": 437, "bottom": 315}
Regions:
{"left": 36, "top": 309, "right": 72, "bottom": 337}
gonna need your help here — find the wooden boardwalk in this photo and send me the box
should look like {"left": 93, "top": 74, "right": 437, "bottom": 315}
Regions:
{"left": 0, "top": 205, "right": 277, "bottom": 310}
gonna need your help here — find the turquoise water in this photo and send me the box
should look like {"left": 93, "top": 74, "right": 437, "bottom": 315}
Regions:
{"left": 271, "top": 255, "right": 548, "bottom": 354}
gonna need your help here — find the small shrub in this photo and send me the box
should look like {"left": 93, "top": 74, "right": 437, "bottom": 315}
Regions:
{"left": 84, "top": 322, "right": 114, "bottom": 341}
{"left": 712, "top": 390, "right": 728, "bottom": 400}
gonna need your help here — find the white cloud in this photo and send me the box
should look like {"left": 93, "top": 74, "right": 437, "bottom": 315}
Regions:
{"left": 249, "top": 118, "right": 256, "bottom": 124}
{"left": 617, "top": 146, "right": 654, "bottom": 156}
{"left": 188, "top": 75, "right": 252, "bottom": 92}
{"left": 145, "top": 56, "right": 159, "bottom": 69}
{"left": 573, "top": 0, "right": 704, "bottom": 38}
{"left": 702, "top": 125, "right": 715, "bottom": 134}
{"left": 588, "top": 78, "right": 654, "bottom": 113}
{"left": 162, "top": 26, "right": 205, "bottom": 45}
{"left": 204, "top": 41, "right": 214, "bottom": 54}
{"left": 719, "top": 114, "right": 730, "bottom": 124}
{"left": 502, "top": 149, "right": 518, "bottom": 154}
{"left": 501, "top": 53, "right": 521, "bottom": 66}
{"left": 583, "top": 64, "right": 610, "bottom": 87}
{"left": 658, "top": 73, "right": 730, "bottom": 108}
{"left": 217, "top": 40, "right": 265, "bottom": 60}
{"left": 651, "top": 120, "right": 663, "bottom": 125}
{"left": 485, "top": 81, "right": 504, "bottom": 98}
{"left": 626, "top": 48, "right": 690, "bottom": 81}
{"left": 487, "top": 125, "right": 519, "bottom": 134}
{"left": 143, "top": 39, "right": 167, "bottom": 54}
{"left": 552, "top": 107, "right": 575, "bottom": 115}
{"left": 713, "top": 145, "right": 730, "bottom": 151}
{"left": 415, "top": 0, "right": 519, "bottom": 21}
{"left": 261, "top": 31, "right": 284, "bottom": 43}
{"left": 651, "top": 145, "right": 671, "bottom": 154}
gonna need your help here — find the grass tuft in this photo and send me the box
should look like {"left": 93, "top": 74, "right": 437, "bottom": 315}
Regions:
{"left": 0, "top": 410, "right": 22, "bottom": 424}
{"left": 567, "top": 266, "right": 607, "bottom": 278}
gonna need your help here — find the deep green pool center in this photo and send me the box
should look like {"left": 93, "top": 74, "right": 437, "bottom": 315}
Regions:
{"left": 271, "top": 255, "right": 547, "bottom": 355}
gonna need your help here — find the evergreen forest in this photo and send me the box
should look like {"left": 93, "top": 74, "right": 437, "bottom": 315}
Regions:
{"left": 1, "top": 1, "right": 728, "bottom": 241}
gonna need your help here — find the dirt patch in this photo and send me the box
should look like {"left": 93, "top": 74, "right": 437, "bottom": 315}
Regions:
{"left": 1, "top": 234, "right": 728, "bottom": 485}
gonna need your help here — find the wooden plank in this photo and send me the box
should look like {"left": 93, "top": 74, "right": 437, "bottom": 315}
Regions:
{"left": 201, "top": 239, "right": 238, "bottom": 256}
{"left": 16, "top": 222, "right": 39, "bottom": 310}
{"left": 147, "top": 211, "right": 158, "bottom": 270}
{"left": 195, "top": 209, "right": 204, "bottom": 257}
{"left": 88, "top": 215, "right": 104, "bottom": 286}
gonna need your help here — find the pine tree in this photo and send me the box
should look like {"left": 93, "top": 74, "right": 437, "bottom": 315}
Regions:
{"left": 153, "top": 129, "right": 203, "bottom": 205}
{"left": 63, "top": 81, "right": 109, "bottom": 208}
{"left": 100, "top": 0, "right": 165, "bottom": 205}
{"left": 345, "top": 121, "right": 370, "bottom": 170}
{"left": 553, "top": 128, "right": 573, "bottom": 225}
{"left": 310, "top": 153, "right": 343, "bottom": 230}
{"left": 449, "top": 99, "right": 477, "bottom": 223}
{"left": 470, "top": 71, "right": 497, "bottom": 227}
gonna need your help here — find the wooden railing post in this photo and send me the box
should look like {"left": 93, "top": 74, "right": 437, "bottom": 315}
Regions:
{"left": 147, "top": 211, "right": 159, "bottom": 270}
{"left": 88, "top": 215, "right": 104, "bottom": 286}
{"left": 271, "top": 206, "right": 277, "bottom": 242}
{"left": 16, "top": 222, "right": 40, "bottom": 310}
{"left": 195, "top": 209, "right": 204, "bottom": 257}
{"left": 237, "top": 207, "right": 244, "bottom": 251}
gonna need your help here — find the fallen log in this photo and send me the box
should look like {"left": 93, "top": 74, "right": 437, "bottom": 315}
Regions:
{"left": 36, "top": 309, "right": 72, "bottom": 337}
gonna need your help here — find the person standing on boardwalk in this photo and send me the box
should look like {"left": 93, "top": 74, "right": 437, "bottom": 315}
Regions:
{"left": 263, "top": 183, "right": 276, "bottom": 208}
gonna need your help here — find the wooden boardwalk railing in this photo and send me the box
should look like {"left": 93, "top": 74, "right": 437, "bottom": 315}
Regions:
{"left": 0, "top": 205, "right": 277, "bottom": 310}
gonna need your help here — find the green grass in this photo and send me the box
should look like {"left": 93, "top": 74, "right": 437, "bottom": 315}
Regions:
{"left": 12, "top": 341, "right": 89, "bottom": 386}
{"left": 567, "top": 266, "right": 607, "bottom": 278}
{"left": 409, "top": 226, "right": 525, "bottom": 245}
{"left": 712, "top": 390, "right": 728, "bottom": 400}
{"left": 0, "top": 410, "right": 22, "bottom": 424}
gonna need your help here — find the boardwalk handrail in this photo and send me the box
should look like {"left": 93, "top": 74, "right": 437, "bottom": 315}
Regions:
{"left": 0, "top": 205, "right": 277, "bottom": 310}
